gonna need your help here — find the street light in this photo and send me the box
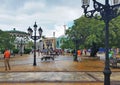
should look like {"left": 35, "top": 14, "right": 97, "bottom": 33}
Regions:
{"left": 15, "top": 37, "right": 26, "bottom": 56}
{"left": 71, "top": 33, "right": 81, "bottom": 61}
{"left": 27, "top": 22, "right": 43, "bottom": 66}
{"left": 82, "top": 0, "right": 90, "bottom": 6}
{"left": 82, "top": 0, "right": 120, "bottom": 85}
{"left": 71, "top": 36, "right": 78, "bottom": 61}
{"left": 19, "top": 38, "right": 24, "bottom": 56}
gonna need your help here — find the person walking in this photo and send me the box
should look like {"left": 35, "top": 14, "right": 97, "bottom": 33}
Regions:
{"left": 4, "top": 48, "right": 11, "bottom": 70}
{"left": 77, "top": 49, "right": 82, "bottom": 62}
{"left": 84, "top": 48, "right": 87, "bottom": 55}
{"left": 38, "top": 48, "right": 40, "bottom": 56}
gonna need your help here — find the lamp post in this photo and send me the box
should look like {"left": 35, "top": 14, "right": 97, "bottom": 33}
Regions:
{"left": 75, "top": 39, "right": 78, "bottom": 61}
{"left": 27, "top": 22, "right": 43, "bottom": 66}
{"left": 19, "top": 39, "right": 23, "bottom": 56}
{"left": 72, "top": 35, "right": 80, "bottom": 61}
{"left": 16, "top": 37, "right": 25, "bottom": 56}
{"left": 82, "top": 0, "right": 120, "bottom": 85}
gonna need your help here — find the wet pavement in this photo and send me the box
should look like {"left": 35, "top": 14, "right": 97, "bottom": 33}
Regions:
{"left": 0, "top": 72, "right": 119, "bottom": 82}
{"left": 0, "top": 72, "right": 96, "bottom": 82}
{"left": 0, "top": 53, "right": 120, "bottom": 85}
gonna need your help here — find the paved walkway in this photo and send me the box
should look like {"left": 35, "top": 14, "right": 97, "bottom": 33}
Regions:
{"left": 0, "top": 72, "right": 120, "bottom": 83}
{"left": 0, "top": 53, "right": 120, "bottom": 85}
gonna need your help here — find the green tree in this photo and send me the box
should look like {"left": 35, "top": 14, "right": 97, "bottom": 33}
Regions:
{"left": 66, "top": 16, "right": 104, "bottom": 49}
{"left": 27, "top": 40, "right": 34, "bottom": 49}
{"left": 0, "top": 30, "right": 15, "bottom": 52}
{"left": 109, "top": 16, "right": 120, "bottom": 48}
{"left": 65, "top": 16, "right": 120, "bottom": 53}
{"left": 60, "top": 39, "right": 74, "bottom": 50}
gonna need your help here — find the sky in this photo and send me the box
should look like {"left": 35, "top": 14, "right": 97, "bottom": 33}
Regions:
{"left": 0, "top": 0, "right": 84, "bottom": 37}
{"left": 0, "top": 0, "right": 112, "bottom": 38}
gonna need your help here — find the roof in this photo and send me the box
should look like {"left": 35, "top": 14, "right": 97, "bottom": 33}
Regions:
{"left": 57, "top": 34, "right": 67, "bottom": 39}
{"left": 6, "top": 28, "right": 27, "bottom": 34}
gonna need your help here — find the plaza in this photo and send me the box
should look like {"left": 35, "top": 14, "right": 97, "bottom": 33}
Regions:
{"left": 0, "top": 0, "right": 120, "bottom": 85}
{"left": 0, "top": 53, "right": 120, "bottom": 85}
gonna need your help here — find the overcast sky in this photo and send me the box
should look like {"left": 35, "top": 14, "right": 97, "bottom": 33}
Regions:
{"left": 0, "top": 0, "right": 109, "bottom": 37}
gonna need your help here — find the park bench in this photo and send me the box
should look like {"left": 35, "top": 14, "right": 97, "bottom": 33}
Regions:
{"left": 50, "top": 52, "right": 58, "bottom": 57}
{"left": 110, "top": 57, "right": 120, "bottom": 68}
{"left": 41, "top": 55, "right": 54, "bottom": 61}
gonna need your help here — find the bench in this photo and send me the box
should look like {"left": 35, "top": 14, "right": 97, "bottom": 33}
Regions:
{"left": 50, "top": 53, "right": 58, "bottom": 57}
{"left": 41, "top": 55, "right": 54, "bottom": 61}
{"left": 110, "top": 57, "right": 120, "bottom": 68}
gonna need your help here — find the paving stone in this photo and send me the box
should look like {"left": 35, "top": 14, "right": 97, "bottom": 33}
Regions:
{"left": 0, "top": 72, "right": 96, "bottom": 82}
{"left": 0, "top": 54, "right": 119, "bottom": 85}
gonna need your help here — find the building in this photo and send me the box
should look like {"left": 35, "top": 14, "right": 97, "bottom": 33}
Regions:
{"left": 56, "top": 25, "right": 67, "bottom": 49}
{"left": 6, "top": 28, "right": 29, "bottom": 53}
{"left": 7, "top": 28, "right": 28, "bottom": 38}
{"left": 42, "top": 37, "right": 56, "bottom": 50}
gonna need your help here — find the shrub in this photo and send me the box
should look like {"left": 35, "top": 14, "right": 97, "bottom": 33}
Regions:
{"left": 24, "top": 48, "right": 32, "bottom": 54}
{"left": 13, "top": 49, "right": 19, "bottom": 54}
{"left": 0, "top": 49, "right": 5, "bottom": 54}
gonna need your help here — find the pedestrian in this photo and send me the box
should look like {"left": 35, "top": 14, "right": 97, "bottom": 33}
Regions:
{"left": 4, "top": 48, "right": 11, "bottom": 70}
{"left": 84, "top": 48, "right": 87, "bottom": 55}
{"left": 77, "top": 49, "right": 82, "bottom": 62}
{"left": 38, "top": 48, "right": 40, "bottom": 56}
{"left": 72, "top": 49, "right": 76, "bottom": 61}
{"left": 109, "top": 49, "right": 114, "bottom": 59}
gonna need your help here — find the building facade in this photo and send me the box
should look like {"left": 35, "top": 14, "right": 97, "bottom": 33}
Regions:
{"left": 56, "top": 35, "right": 67, "bottom": 49}
{"left": 6, "top": 28, "right": 29, "bottom": 53}
{"left": 42, "top": 37, "right": 56, "bottom": 50}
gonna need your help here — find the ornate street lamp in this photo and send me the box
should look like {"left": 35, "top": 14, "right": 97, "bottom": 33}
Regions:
{"left": 27, "top": 22, "right": 43, "bottom": 66}
{"left": 71, "top": 33, "right": 81, "bottom": 61}
{"left": 82, "top": 0, "right": 90, "bottom": 5}
{"left": 19, "top": 38, "right": 24, "bottom": 56}
{"left": 15, "top": 37, "right": 26, "bottom": 56}
{"left": 82, "top": 0, "right": 120, "bottom": 85}
{"left": 71, "top": 36, "right": 78, "bottom": 61}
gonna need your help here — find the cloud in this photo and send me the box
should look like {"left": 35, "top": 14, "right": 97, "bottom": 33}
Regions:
{"left": 54, "top": 25, "right": 68, "bottom": 37}
{"left": 0, "top": 0, "right": 84, "bottom": 37}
